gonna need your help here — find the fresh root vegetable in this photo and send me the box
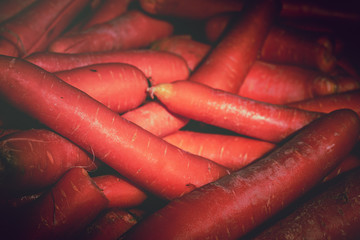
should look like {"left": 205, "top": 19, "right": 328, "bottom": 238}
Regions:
{"left": 0, "top": 55, "right": 229, "bottom": 200}
{"left": 24, "top": 50, "right": 190, "bottom": 85}
{"left": 204, "top": 13, "right": 234, "bottom": 43}
{"left": 121, "top": 109, "right": 360, "bottom": 240}
{"left": 0, "top": 128, "right": 20, "bottom": 139}
{"left": 238, "top": 60, "right": 339, "bottom": 104}
{"left": 139, "top": 0, "right": 244, "bottom": 20}
{"left": 0, "top": 38, "right": 20, "bottom": 57}
{"left": 54, "top": 63, "right": 148, "bottom": 113}
{"left": 92, "top": 174, "right": 147, "bottom": 208}
{"left": 323, "top": 153, "right": 360, "bottom": 182}
{"left": 252, "top": 167, "right": 360, "bottom": 240}
{"left": 148, "top": 80, "right": 322, "bottom": 143}
{"left": 0, "top": 0, "right": 90, "bottom": 57}
{"left": 81, "top": 0, "right": 132, "bottom": 30}
{"left": 287, "top": 90, "right": 360, "bottom": 118}
{"left": 163, "top": 130, "right": 275, "bottom": 171}
{"left": 122, "top": 101, "right": 189, "bottom": 137}
{"left": 189, "top": 0, "right": 282, "bottom": 93}
{"left": 12, "top": 167, "right": 109, "bottom": 240}
{"left": 0, "top": 128, "right": 97, "bottom": 196}
{"left": 0, "top": 0, "right": 37, "bottom": 23}
{"left": 48, "top": 10, "right": 174, "bottom": 54}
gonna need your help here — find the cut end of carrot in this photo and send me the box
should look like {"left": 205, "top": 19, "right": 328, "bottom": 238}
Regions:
{"left": 147, "top": 83, "right": 173, "bottom": 100}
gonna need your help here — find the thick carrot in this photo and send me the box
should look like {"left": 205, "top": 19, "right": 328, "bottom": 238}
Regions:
{"left": 25, "top": 50, "right": 190, "bottom": 85}
{"left": 92, "top": 174, "right": 147, "bottom": 208}
{"left": 139, "top": 0, "right": 244, "bottom": 20}
{"left": 81, "top": 0, "right": 132, "bottom": 30}
{"left": 0, "top": 128, "right": 96, "bottom": 195}
{"left": 0, "top": 55, "right": 228, "bottom": 200}
{"left": 189, "top": 0, "right": 281, "bottom": 93}
{"left": 0, "top": 0, "right": 90, "bottom": 56}
{"left": 48, "top": 10, "right": 174, "bottom": 54}
{"left": 204, "top": 12, "right": 234, "bottom": 43}
{"left": 149, "top": 80, "right": 322, "bottom": 143}
{"left": 253, "top": 167, "right": 360, "bottom": 240}
{"left": 238, "top": 61, "right": 339, "bottom": 104}
{"left": 122, "top": 101, "right": 189, "bottom": 137}
{"left": 13, "top": 167, "right": 109, "bottom": 240}
{"left": 122, "top": 109, "right": 360, "bottom": 240}
{"left": 0, "top": 0, "right": 37, "bottom": 23}
{"left": 54, "top": 63, "right": 148, "bottom": 113}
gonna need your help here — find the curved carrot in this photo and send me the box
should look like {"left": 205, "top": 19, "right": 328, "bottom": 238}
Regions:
{"left": 54, "top": 63, "right": 148, "bottom": 113}
{"left": 149, "top": 80, "right": 322, "bottom": 143}
{"left": 0, "top": 55, "right": 228, "bottom": 200}
{"left": 122, "top": 109, "right": 360, "bottom": 240}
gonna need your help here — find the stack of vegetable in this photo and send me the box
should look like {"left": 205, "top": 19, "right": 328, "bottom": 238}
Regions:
{"left": 0, "top": 0, "right": 360, "bottom": 239}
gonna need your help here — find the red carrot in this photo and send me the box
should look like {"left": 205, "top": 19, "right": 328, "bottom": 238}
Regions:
{"left": 0, "top": 0, "right": 90, "bottom": 56}
{"left": 0, "top": 55, "right": 228, "bottom": 200}
{"left": 14, "top": 167, "right": 109, "bottom": 240}
{"left": 0, "top": 38, "right": 20, "bottom": 57}
{"left": 163, "top": 130, "right": 275, "bottom": 171}
{"left": 189, "top": 0, "right": 281, "bottom": 93}
{"left": 0, "top": 0, "right": 37, "bottom": 23}
{"left": 122, "top": 101, "right": 189, "bottom": 137}
{"left": 0, "top": 128, "right": 96, "bottom": 195}
{"left": 139, "top": 0, "right": 244, "bottom": 20}
{"left": 92, "top": 174, "right": 147, "bottom": 208}
{"left": 54, "top": 63, "right": 148, "bottom": 113}
{"left": 25, "top": 50, "right": 190, "bottom": 85}
{"left": 122, "top": 109, "right": 360, "bottom": 240}
{"left": 0, "top": 128, "right": 19, "bottom": 139}
{"left": 253, "top": 167, "right": 360, "bottom": 240}
{"left": 323, "top": 153, "right": 360, "bottom": 182}
{"left": 81, "top": 0, "right": 132, "bottom": 30}
{"left": 238, "top": 60, "right": 339, "bottom": 104}
{"left": 204, "top": 12, "right": 234, "bottom": 43}
{"left": 48, "top": 10, "right": 174, "bottom": 54}
{"left": 149, "top": 80, "right": 322, "bottom": 143}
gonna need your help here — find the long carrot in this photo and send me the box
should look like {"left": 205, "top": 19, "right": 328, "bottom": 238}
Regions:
{"left": 48, "top": 10, "right": 174, "bottom": 54}
{"left": 149, "top": 80, "right": 322, "bottom": 143}
{"left": 25, "top": 50, "right": 190, "bottom": 85}
{"left": 163, "top": 130, "right": 275, "bottom": 171}
{"left": 122, "top": 109, "right": 360, "bottom": 240}
{"left": 0, "top": 0, "right": 90, "bottom": 56}
{"left": 0, "top": 128, "right": 96, "bottom": 196}
{"left": 54, "top": 63, "right": 148, "bottom": 113}
{"left": 0, "top": 55, "right": 228, "bottom": 200}
{"left": 189, "top": 0, "right": 281, "bottom": 93}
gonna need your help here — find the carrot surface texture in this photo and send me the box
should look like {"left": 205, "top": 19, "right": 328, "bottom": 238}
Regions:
{"left": 25, "top": 50, "right": 190, "bottom": 85}
{"left": 189, "top": 0, "right": 281, "bottom": 93}
{"left": 54, "top": 63, "right": 148, "bottom": 113}
{"left": 122, "top": 109, "right": 360, "bottom": 240}
{"left": 149, "top": 80, "right": 322, "bottom": 143}
{"left": 0, "top": 55, "right": 228, "bottom": 200}
{"left": 48, "top": 10, "right": 174, "bottom": 54}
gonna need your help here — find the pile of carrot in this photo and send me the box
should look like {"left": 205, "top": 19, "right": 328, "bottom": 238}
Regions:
{"left": 0, "top": 0, "right": 360, "bottom": 239}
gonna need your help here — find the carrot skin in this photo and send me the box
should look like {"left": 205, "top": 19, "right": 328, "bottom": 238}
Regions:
{"left": 0, "top": 55, "right": 228, "bottom": 200}
{"left": 54, "top": 63, "right": 148, "bottom": 113}
{"left": 0, "top": 0, "right": 37, "bottom": 23}
{"left": 0, "top": 129, "right": 96, "bottom": 195}
{"left": 0, "top": 38, "right": 20, "bottom": 57}
{"left": 48, "top": 10, "right": 174, "bottom": 54}
{"left": 323, "top": 153, "right": 360, "bottom": 182}
{"left": 25, "top": 50, "right": 190, "bottom": 85}
{"left": 149, "top": 80, "right": 322, "bottom": 143}
{"left": 189, "top": 0, "right": 281, "bottom": 93}
{"left": 122, "top": 109, "right": 360, "bottom": 240}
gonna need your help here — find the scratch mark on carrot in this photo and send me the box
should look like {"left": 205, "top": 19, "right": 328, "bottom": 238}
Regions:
{"left": 46, "top": 150, "right": 54, "bottom": 165}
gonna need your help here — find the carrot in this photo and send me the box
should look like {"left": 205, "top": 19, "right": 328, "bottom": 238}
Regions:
{"left": 204, "top": 12, "right": 234, "bottom": 43}
{"left": 189, "top": 0, "right": 281, "bottom": 93}
{"left": 122, "top": 109, "right": 360, "bottom": 240}
{"left": 0, "top": 128, "right": 97, "bottom": 196}
{"left": 139, "top": 0, "right": 244, "bottom": 20}
{"left": 92, "top": 174, "right": 147, "bottom": 208}
{"left": 252, "top": 167, "right": 360, "bottom": 240}
{"left": 163, "top": 130, "right": 275, "bottom": 171}
{"left": 25, "top": 50, "right": 190, "bottom": 85}
{"left": 0, "top": 38, "right": 20, "bottom": 57}
{"left": 0, "top": 0, "right": 90, "bottom": 56}
{"left": 0, "top": 55, "right": 228, "bottom": 200}
{"left": 0, "top": 0, "right": 37, "bottom": 23}
{"left": 0, "top": 128, "right": 19, "bottom": 139}
{"left": 48, "top": 10, "right": 174, "bottom": 54}
{"left": 238, "top": 61, "right": 339, "bottom": 104}
{"left": 323, "top": 153, "right": 360, "bottom": 182}
{"left": 287, "top": 90, "right": 360, "bottom": 118}
{"left": 13, "top": 167, "right": 109, "bottom": 240}
{"left": 54, "top": 63, "right": 148, "bottom": 113}
{"left": 81, "top": 0, "right": 133, "bottom": 30}
{"left": 122, "top": 101, "right": 189, "bottom": 137}
{"left": 149, "top": 80, "right": 322, "bottom": 143}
